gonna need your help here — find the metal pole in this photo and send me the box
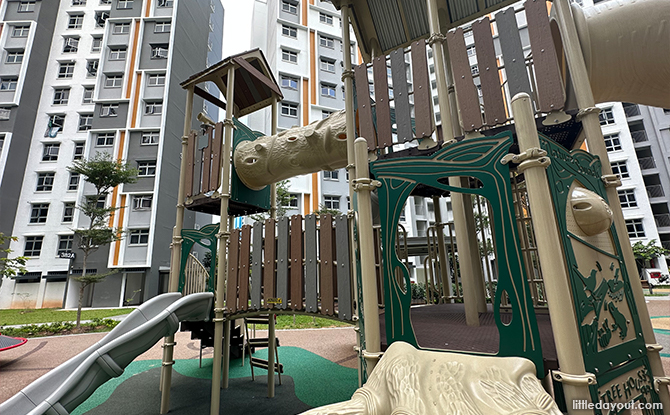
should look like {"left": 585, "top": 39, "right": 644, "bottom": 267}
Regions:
{"left": 267, "top": 96, "right": 278, "bottom": 398}
{"left": 159, "top": 86, "right": 194, "bottom": 414}
{"left": 432, "top": 196, "right": 453, "bottom": 302}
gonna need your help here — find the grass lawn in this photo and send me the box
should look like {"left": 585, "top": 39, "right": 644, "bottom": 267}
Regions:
{"left": 252, "top": 314, "right": 353, "bottom": 330}
{"left": 0, "top": 308, "right": 134, "bottom": 326}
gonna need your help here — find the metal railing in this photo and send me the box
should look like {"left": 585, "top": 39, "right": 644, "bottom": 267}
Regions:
{"left": 646, "top": 184, "right": 665, "bottom": 198}
{"left": 654, "top": 213, "right": 670, "bottom": 228}
{"left": 623, "top": 104, "right": 641, "bottom": 117}
{"left": 631, "top": 130, "right": 648, "bottom": 143}
{"left": 638, "top": 157, "right": 656, "bottom": 170}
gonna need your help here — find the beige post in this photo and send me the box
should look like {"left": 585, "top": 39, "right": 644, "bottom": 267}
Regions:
{"left": 553, "top": 0, "right": 670, "bottom": 407}
{"left": 159, "top": 86, "right": 194, "bottom": 414}
{"left": 210, "top": 65, "right": 236, "bottom": 415}
{"left": 512, "top": 93, "right": 594, "bottom": 414}
{"left": 267, "top": 96, "right": 278, "bottom": 398}
{"left": 432, "top": 196, "right": 453, "bottom": 302}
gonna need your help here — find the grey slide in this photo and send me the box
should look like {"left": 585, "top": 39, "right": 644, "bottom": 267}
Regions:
{"left": 0, "top": 292, "right": 214, "bottom": 415}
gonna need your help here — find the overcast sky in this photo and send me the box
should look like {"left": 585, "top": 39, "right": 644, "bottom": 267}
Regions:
{"left": 221, "top": 0, "right": 254, "bottom": 58}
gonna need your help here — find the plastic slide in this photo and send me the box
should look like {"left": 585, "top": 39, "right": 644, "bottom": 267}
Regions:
{"left": 0, "top": 292, "right": 214, "bottom": 415}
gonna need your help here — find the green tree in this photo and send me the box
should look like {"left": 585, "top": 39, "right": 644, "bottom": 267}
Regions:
{"left": 0, "top": 233, "right": 28, "bottom": 286}
{"left": 68, "top": 152, "right": 137, "bottom": 328}
{"left": 312, "top": 204, "right": 341, "bottom": 216}
{"left": 251, "top": 180, "right": 292, "bottom": 221}
{"left": 631, "top": 239, "right": 669, "bottom": 275}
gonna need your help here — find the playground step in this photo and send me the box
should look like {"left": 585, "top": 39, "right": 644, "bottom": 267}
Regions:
{"left": 247, "top": 337, "right": 279, "bottom": 348}
{"left": 245, "top": 316, "right": 271, "bottom": 325}
{"left": 250, "top": 357, "right": 283, "bottom": 374}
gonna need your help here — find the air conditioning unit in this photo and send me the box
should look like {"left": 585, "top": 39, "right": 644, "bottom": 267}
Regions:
{"left": 0, "top": 108, "right": 10, "bottom": 120}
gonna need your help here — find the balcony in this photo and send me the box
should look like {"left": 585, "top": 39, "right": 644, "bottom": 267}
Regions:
{"left": 631, "top": 130, "right": 648, "bottom": 143}
{"left": 655, "top": 214, "right": 670, "bottom": 228}
{"left": 623, "top": 104, "right": 641, "bottom": 117}
{"left": 662, "top": 240, "right": 670, "bottom": 250}
{"left": 646, "top": 184, "right": 665, "bottom": 199}
{"left": 638, "top": 157, "right": 656, "bottom": 170}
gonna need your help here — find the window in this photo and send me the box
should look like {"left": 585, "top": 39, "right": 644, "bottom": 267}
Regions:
{"left": 144, "top": 101, "right": 162, "bottom": 115}
{"left": 63, "top": 37, "right": 79, "bottom": 53}
{"left": 87, "top": 60, "right": 99, "bottom": 77}
{"left": 322, "top": 110, "right": 333, "bottom": 119}
{"left": 68, "top": 173, "right": 80, "bottom": 190}
{"left": 100, "top": 103, "right": 118, "bottom": 117}
{"left": 117, "top": 0, "right": 133, "bottom": 9}
{"left": 319, "top": 35, "right": 335, "bottom": 49}
{"left": 91, "top": 36, "right": 102, "bottom": 52}
{"left": 284, "top": 193, "right": 299, "bottom": 208}
{"left": 6, "top": 51, "right": 24, "bottom": 64}
{"left": 618, "top": 189, "right": 637, "bottom": 208}
{"left": 73, "top": 142, "right": 85, "bottom": 159}
{"left": 281, "top": 102, "right": 298, "bottom": 117}
{"left": 109, "top": 47, "right": 127, "bottom": 60}
{"left": 36, "top": 172, "right": 55, "bottom": 192}
{"left": 72, "top": 0, "right": 86, "bottom": 4}
{"left": 86, "top": 195, "right": 105, "bottom": 209}
{"left": 154, "top": 21, "right": 171, "bottom": 33}
{"left": 100, "top": 0, "right": 112, "bottom": 3}
{"left": 96, "top": 132, "right": 115, "bottom": 146}
{"left": 599, "top": 107, "right": 615, "bottom": 125}
{"left": 133, "top": 194, "right": 153, "bottom": 210}
{"left": 46, "top": 114, "right": 65, "bottom": 136}
{"left": 78, "top": 114, "right": 92, "bottom": 131}
{"left": 95, "top": 12, "right": 109, "bottom": 28}
{"left": 157, "top": 0, "right": 173, "bottom": 6}
{"left": 53, "top": 88, "right": 70, "bottom": 105}
{"left": 0, "top": 108, "right": 10, "bottom": 120}
{"left": 625, "top": 218, "right": 645, "bottom": 238}
{"left": 321, "top": 83, "right": 336, "bottom": 98}
{"left": 323, "top": 170, "right": 339, "bottom": 180}
{"left": 24, "top": 236, "right": 43, "bottom": 257}
{"left": 281, "top": 0, "right": 297, "bottom": 14}
{"left": 1, "top": 77, "right": 18, "bottom": 91}
{"left": 18, "top": 2, "right": 36, "bottom": 12}
{"left": 42, "top": 143, "right": 60, "bottom": 161}
{"left": 319, "top": 12, "right": 333, "bottom": 25}
{"left": 12, "top": 25, "right": 30, "bottom": 37}
{"left": 82, "top": 86, "right": 94, "bottom": 104}
{"left": 320, "top": 57, "right": 335, "bottom": 72}
{"left": 58, "top": 62, "right": 75, "bottom": 79}
{"left": 105, "top": 74, "right": 123, "bottom": 87}
{"left": 62, "top": 202, "right": 75, "bottom": 222}
{"left": 129, "top": 229, "right": 150, "bottom": 245}
{"left": 324, "top": 195, "right": 340, "bottom": 210}
{"left": 113, "top": 23, "right": 130, "bottom": 34}
{"left": 147, "top": 73, "right": 165, "bottom": 86}
{"left": 280, "top": 75, "right": 298, "bottom": 90}
{"left": 151, "top": 45, "right": 169, "bottom": 59}
{"left": 57, "top": 235, "right": 74, "bottom": 256}
{"left": 466, "top": 45, "right": 476, "bottom": 56}
{"left": 611, "top": 160, "right": 629, "bottom": 179}
{"left": 282, "top": 25, "right": 297, "bottom": 39}
{"left": 604, "top": 133, "right": 621, "bottom": 152}
{"left": 141, "top": 131, "right": 159, "bottom": 144}
{"left": 68, "top": 14, "right": 84, "bottom": 29}
{"left": 137, "top": 160, "right": 156, "bottom": 176}
{"left": 470, "top": 64, "right": 479, "bottom": 76}
{"left": 30, "top": 203, "right": 49, "bottom": 223}
{"left": 281, "top": 49, "right": 297, "bottom": 63}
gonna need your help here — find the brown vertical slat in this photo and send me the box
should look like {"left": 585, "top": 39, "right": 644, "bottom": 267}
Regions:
{"left": 354, "top": 64, "right": 376, "bottom": 149}
{"left": 226, "top": 228, "right": 241, "bottom": 313}
{"left": 263, "top": 218, "right": 276, "bottom": 307}
{"left": 525, "top": 0, "right": 565, "bottom": 112}
{"left": 319, "top": 215, "right": 335, "bottom": 315}
{"left": 471, "top": 18, "right": 507, "bottom": 126}
{"left": 446, "top": 28, "right": 483, "bottom": 132}
{"left": 201, "top": 127, "right": 213, "bottom": 194}
{"left": 410, "top": 40, "right": 433, "bottom": 139}
{"left": 290, "top": 215, "right": 304, "bottom": 310}
{"left": 372, "top": 56, "right": 393, "bottom": 149}
{"left": 185, "top": 132, "right": 196, "bottom": 197}
{"left": 209, "top": 122, "right": 223, "bottom": 191}
{"left": 237, "top": 225, "right": 251, "bottom": 311}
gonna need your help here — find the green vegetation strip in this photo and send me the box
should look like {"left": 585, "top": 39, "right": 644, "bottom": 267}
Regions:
{"left": 253, "top": 315, "right": 353, "bottom": 330}
{"left": 0, "top": 308, "right": 133, "bottom": 326}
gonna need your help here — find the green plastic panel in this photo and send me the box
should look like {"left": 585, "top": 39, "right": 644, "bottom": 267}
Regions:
{"left": 230, "top": 118, "right": 271, "bottom": 216}
{"left": 178, "top": 223, "right": 219, "bottom": 294}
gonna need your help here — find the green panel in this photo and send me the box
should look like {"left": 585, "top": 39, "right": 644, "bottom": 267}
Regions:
{"left": 370, "top": 132, "right": 544, "bottom": 376}
{"left": 230, "top": 118, "right": 271, "bottom": 215}
{"left": 178, "top": 223, "right": 219, "bottom": 293}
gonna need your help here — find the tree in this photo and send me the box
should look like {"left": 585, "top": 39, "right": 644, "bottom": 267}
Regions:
{"left": 251, "top": 180, "right": 292, "bottom": 222}
{"left": 68, "top": 152, "right": 137, "bottom": 328}
{"left": 312, "top": 204, "right": 341, "bottom": 216}
{"left": 0, "top": 233, "right": 28, "bottom": 287}
{"left": 631, "top": 239, "right": 669, "bottom": 275}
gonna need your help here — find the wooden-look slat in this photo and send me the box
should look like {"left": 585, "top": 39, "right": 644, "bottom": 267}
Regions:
{"left": 201, "top": 127, "right": 213, "bottom": 193}
{"left": 250, "top": 222, "right": 263, "bottom": 309}
{"left": 319, "top": 215, "right": 335, "bottom": 316}
{"left": 410, "top": 40, "right": 433, "bottom": 139}
{"left": 304, "top": 215, "right": 318, "bottom": 313}
{"left": 524, "top": 0, "right": 565, "bottom": 112}
{"left": 373, "top": 227, "right": 384, "bottom": 305}
{"left": 185, "top": 132, "right": 196, "bottom": 198}
{"left": 390, "top": 48, "right": 413, "bottom": 142}
{"left": 226, "top": 228, "right": 240, "bottom": 313}
{"left": 446, "top": 28, "right": 483, "bottom": 132}
{"left": 471, "top": 18, "right": 507, "bottom": 126}
{"left": 263, "top": 218, "right": 276, "bottom": 307}
{"left": 209, "top": 122, "right": 223, "bottom": 191}
{"left": 290, "top": 215, "right": 304, "bottom": 311}
{"left": 276, "top": 217, "right": 289, "bottom": 310}
{"left": 354, "top": 64, "right": 376, "bottom": 149}
{"left": 372, "top": 56, "right": 393, "bottom": 149}
{"left": 237, "top": 225, "right": 251, "bottom": 311}
{"left": 496, "top": 7, "right": 533, "bottom": 100}
{"left": 335, "top": 215, "right": 352, "bottom": 321}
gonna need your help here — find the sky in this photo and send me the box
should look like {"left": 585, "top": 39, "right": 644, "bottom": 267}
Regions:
{"left": 221, "top": 0, "right": 255, "bottom": 58}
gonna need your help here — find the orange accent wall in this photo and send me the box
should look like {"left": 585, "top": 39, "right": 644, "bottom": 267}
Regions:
{"left": 302, "top": 0, "right": 308, "bottom": 25}
{"left": 130, "top": 73, "right": 142, "bottom": 128}
{"left": 108, "top": 186, "right": 119, "bottom": 227}
{"left": 310, "top": 31, "right": 316, "bottom": 104}
{"left": 302, "top": 79, "right": 309, "bottom": 125}
{"left": 126, "top": 20, "right": 141, "bottom": 99}
{"left": 312, "top": 173, "right": 319, "bottom": 212}
{"left": 304, "top": 194, "right": 311, "bottom": 215}
{"left": 113, "top": 195, "right": 127, "bottom": 266}
{"left": 309, "top": 0, "right": 314, "bottom": 4}
{"left": 144, "top": 0, "right": 151, "bottom": 17}
{"left": 116, "top": 131, "right": 126, "bottom": 160}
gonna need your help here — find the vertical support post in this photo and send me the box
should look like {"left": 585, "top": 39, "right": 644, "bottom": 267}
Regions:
{"left": 513, "top": 93, "right": 593, "bottom": 414}
{"left": 159, "top": 85, "right": 194, "bottom": 414}
{"left": 553, "top": 0, "right": 669, "bottom": 407}
{"left": 210, "top": 65, "right": 236, "bottom": 415}
{"left": 432, "top": 196, "right": 453, "bottom": 302}
{"left": 267, "top": 96, "right": 278, "bottom": 398}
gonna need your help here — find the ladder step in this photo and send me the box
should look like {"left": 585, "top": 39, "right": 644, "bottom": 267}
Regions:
{"left": 248, "top": 338, "right": 270, "bottom": 347}
{"left": 250, "top": 357, "right": 283, "bottom": 373}
{"left": 245, "top": 317, "right": 271, "bottom": 325}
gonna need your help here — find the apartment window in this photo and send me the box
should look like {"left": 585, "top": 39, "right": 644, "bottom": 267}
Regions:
{"left": 141, "top": 131, "right": 159, "bottom": 144}
{"left": 57, "top": 235, "right": 75, "bottom": 256}
{"left": 78, "top": 114, "right": 92, "bottom": 131}
{"left": 603, "top": 133, "right": 621, "bottom": 152}
{"left": 133, "top": 194, "right": 153, "bottom": 210}
{"left": 137, "top": 160, "right": 156, "bottom": 176}
{"left": 281, "top": 49, "right": 297, "bottom": 63}
{"left": 36, "top": 172, "right": 55, "bottom": 192}
{"left": 154, "top": 21, "right": 171, "bottom": 33}
{"left": 319, "top": 12, "right": 333, "bottom": 25}
{"left": 18, "top": 2, "right": 36, "bottom": 12}
{"left": 63, "top": 37, "right": 79, "bottom": 53}
{"left": 151, "top": 45, "right": 169, "bottom": 59}
{"left": 117, "top": 0, "right": 133, "bottom": 9}
{"left": 281, "top": 102, "right": 298, "bottom": 117}
{"left": 470, "top": 64, "right": 479, "bottom": 76}
{"left": 618, "top": 189, "right": 637, "bottom": 208}
{"left": 599, "top": 107, "right": 615, "bottom": 125}
{"left": 324, "top": 195, "right": 340, "bottom": 210}
{"left": 30, "top": 203, "right": 49, "bottom": 223}
{"left": 24, "top": 236, "right": 43, "bottom": 257}
{"left": 83, "top": 86, "right": 94, "bottom": 103}
{"left": 611, "top": 160, "right": 630, "bottom": 179}
{"left": 157, "top": 0, "right": 173, "bottom": 6}
{"left": 42, "top": 143, "right": 60, "bottom": 161}
{"left": 322, "top": 110, "right": 333, "bottom": 119}
{"left": 53, "top": 88, "right": 70, "bottom": 105}
{"left": 105, "top": 74, "right": 123, "bottom": 87}
{"left": 320, "top": 57, "right": 335, "bottom": 73}
{"left": 1, "top": 77, "right": 18, "bottom": 91}
{"left": 282, "top": 25, "right": 297, "bottom": 39}
{"left": 91, "top": 36, "right": 102, "bottom": 52}
{"left": 144, "top": 101, "right": 163, "bottom": 115}
{"left": 12, "top": 26, "right": 30, "bottom": 37}
{"left": 129, "top": 229, "right": 150, "bottom": 245}
{"left": 319, "top": 35, "right": 335, "bottom": 49}
{"left": 281, "top": 0, "right": 298, "bottom": 14}
{"left": 73, "top": 0, "right": 86, "bottom": 4}
{"left": 321, "top": 83, "right": 336, "bottom": 98}
{"left": 86, "top": 195, "right": 106, "bottom": 209}
{"left": 68, "top": 172, "right": 80, "bottom": 190}
{"left": 100, "top": 103, "right": 118, "bottom": 117}
{"left": 323, "top": 170, "right": 339, "bottom": 180}
{"left": 58, "top": 62, "right": 75, "bottom": 79}
{"left": 62, "top": 202, "right": 75, "bottom": 222}
{"left": 284, "top": 193, "right": 299, "bottom": 208}
{"left": 0, "top": 108, "right": 10, "bottom": 120}
{"left": 96, "top": 132, "right": 115, "bottom": 146}
{"left": 466, "top": 45, "right": 476, "bottom": 56}
{"left": 6, "top": 51, "right": 24, "bottom": 64}
{"left": 147, "top": 73, "right": 165, "bottom": 86}
{"left": 625, "top": 218, "right": 645, "bottom": 238}
{"left": 113, "top": 23, "right": 130, "bottom": 34}
{"left": 95, "top": 12, "right": 109, "bottom": 28}
{"left": 73, "top": 142, "right": 85, "bottom": 159}
{"left": 109, "top": 47, "right": 127, "bottom": 60}
{"left": 100, "top": 0, "right": 112, "bottom": 3}
{"left": 68, "top": 14, "right": 84, "bottom": 29}
{"left": 86, "top": 60, "right": 99, "bottom": 77}
{"left": 280, "top": 75, "right": 298, "bottom": 90}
